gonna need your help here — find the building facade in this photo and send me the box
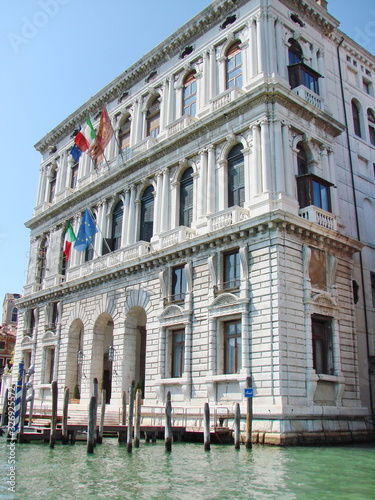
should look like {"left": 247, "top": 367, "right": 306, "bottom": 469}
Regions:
{"left": 0, "top": 294, "right": 19, "bottom": 387}
{"left": 14, "top": 0, "right": 375, "bottom": 444}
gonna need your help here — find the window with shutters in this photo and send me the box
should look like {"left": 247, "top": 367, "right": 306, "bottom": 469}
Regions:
{"left": 140, "top": 186, "right": 154, "bottom": 242}
{"left": 179, "top": 167, "right": 194, "bottom": 227}
{"left": 228, "top": 144, "right": 245, "bottom": 208}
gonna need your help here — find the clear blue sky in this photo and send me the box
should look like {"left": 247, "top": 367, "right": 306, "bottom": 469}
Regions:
{"left": 0, "top": 0, "right": 374, "bottom": 303}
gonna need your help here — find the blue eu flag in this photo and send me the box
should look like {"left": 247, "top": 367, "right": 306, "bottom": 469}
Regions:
{"left": 74, "top": 209, "right": 98, "bottom": 252}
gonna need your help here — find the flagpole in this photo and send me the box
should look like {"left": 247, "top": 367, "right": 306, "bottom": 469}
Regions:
{"left": 103, "top": 102, "right": 124, "bottom": 162}
{"left": 87, "top": 207, "right": 113, "bottom": 255}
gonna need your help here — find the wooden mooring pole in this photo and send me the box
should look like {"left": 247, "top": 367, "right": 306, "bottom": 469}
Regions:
{"left": 204, "top": 402, "right": 211, "bottom": 451}
{"left": 97, "top": 389, "right": 106, "bottom": 444}
{"left": 87, "top": 396, "right": 96, "bottom": 454}
{"left": 118, "top": 391, "right": 127, "bottom": 443}
{"left": 134, "top": 389, "right": 141, "bottom": 448}
{"left": 165, "top": 391, "right": 172, "bottom": 452}
{"left": 127, "top": 381, "right": 135, "bottom": 453}
{"left": 18, "top": 379, "right": 27, "bottom": 443}
{"left": 234, "top": 402, "right": 240, "bottom": 450}
{"left": 62, "top": 387, "right": 69, "bottom": 444}
{"left": 245, "top": 376, "right": 253, "bottom": 449}
{"left": 49, "top": 380, "right": 58, "bottom": 449}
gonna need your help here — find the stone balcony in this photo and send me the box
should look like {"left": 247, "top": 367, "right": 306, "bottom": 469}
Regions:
{"left": 166, "top": 115, "right": 198, "bottom": 138}
{"left": 207, "top": 206, "right": 249, "bottom": 232}
{"left": 210, "top": 86, "right": 245, "bottom": 112}
{"left": 298, "top": 205, "right": 337, "bottom": 231}
{"left": 159, "top": 226, "right": 196, "bottom": 249}
{"left": 292, "top": 85, "right": 322, "bottom": 110}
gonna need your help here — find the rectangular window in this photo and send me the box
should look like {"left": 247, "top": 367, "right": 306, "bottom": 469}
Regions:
{"left": 0, "top": 341, "right": 5, "bottom": 350}
{"left": 312, "top": 316, "right": 333, "bottom": 375}
{"left": 171, "top": 265, "right": 186, "bottom": 302}
{"left": 44, "top": 347, "right": 55, "bottom": 383}
{"left": 171, "top": 329, "right": 185, "bottom": 378}
{"left": 224, "top": 320, "right": 242, "bottom": 374}
{"left": 70, "top": 163, "right": 79, "bottom": 189}
{"left": 288, "top": 63, "right": 321, "bottom": 95}
{"left": 223, "top": 249, "right": 240, "bottom": 290}
{"left": 296, "top": 174, "right": 332, "bottom": 212}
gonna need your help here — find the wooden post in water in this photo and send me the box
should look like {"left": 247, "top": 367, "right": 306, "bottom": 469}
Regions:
{"left": 134, "top": 389, "right": 141, "bottom": 448}
{"left": 165, "top": 391, "right": 172, "bottom": 452}
{"left": 234, "top": 402, "right": 240, "bottom": 449}
{"left": 87, "top": 396, "right": 96, "bottom": 454}
{"left": 127, "top": 381, "right": 135, "bottom": 453}
{"left": 0, "top": 388, "right": 9, "bottom": 427}
{"left": 118, "top": 391, "right": 127, "bottom": 443}
{"left": 93, "top": 378, "right": 98, "bottom": 445}
{"left": 203, "top": 402, "right": 211, "bottom": 451}
{"left": 245, "top": 376, "right": 253, "bottom": 449}
{"left": 18, "top": 380, "right": 27, "bottom": 442}
{"left": 97, "top": 389, "right": 106, "bottom": 444}
{"left": 49, "top": 380, "right": 58, "bottom": 449}
{"left": 62, "top": 387, "right": 69, "bottom": 444}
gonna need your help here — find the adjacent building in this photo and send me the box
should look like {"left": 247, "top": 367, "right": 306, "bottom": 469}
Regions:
{"left": 0, "top": 294, "right": 19, "bottom": 388}
{"left": 14, "top": 0, "right": 375, "bottom": 444}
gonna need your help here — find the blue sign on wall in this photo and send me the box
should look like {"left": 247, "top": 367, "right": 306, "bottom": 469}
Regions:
{"left": 244, "top": 388, "right": 254, "bottom": 398}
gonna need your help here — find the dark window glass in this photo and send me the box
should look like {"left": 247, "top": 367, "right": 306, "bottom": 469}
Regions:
{"left": 296, "top": 174, "right": 332, "bottom": 212}
{"left": 49, "top": 170, "right": 57, "bottom": 203}
{"left": 371, "top": 272, "right": 375, "bottom": 308}
{"left": 180, "top": 167, "right": 194, "bottom": 227}
{"left": 147, "top": 97, "right": 160, "bottom": 138}
{"left": 119, "top": 118, "right": 131, "bottom": 151}
{"left": 111, "top": 201, "right": 123, "bottom": 251}
{"left": 224, "top": 320, "right": 242, "bottom": 374}
{"left": 223, "top": 249, "right": 240, "bottom": 290}
{"left": 183, "top": 72, "right": 197, "bottom": 117}
{"left": 172, "top": 329, "right": 185, "bottom": 378}
{"left": 226, "top": 42, "right": 242, "bottom": 89}
{"left": 297, "top": 144, "right": 308, "bottom": 175}
{"left": 352, "top": 101, "right": 362, "bottom": 137}
{"left": 140, "top": 186, "right": 154, "bottom": 242}
{"left": 288, "top": 39, "right": 302, "bottom": 65}
{"left": 228, "top": 144, "right": 245, "bottom": 207}
{"left": 367, "top": 109, "right": 375, "bottom": 146}
{"left": 36, "top": 237, "right": 48, "bottom": 285}
{"left": 70, "top": 163, "right": 79, "bottom": 189}
{"left": 171, "top": 265, "right": 186, "bottom": 302}
{"left": 11, "top": 307, "right": 18, "bottom": 323}
{"left": 312, "top": 316, "right": 333, "bottom": 375}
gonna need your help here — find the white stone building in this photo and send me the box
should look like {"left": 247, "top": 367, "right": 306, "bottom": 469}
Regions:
{"left": 14, "top": 0, "right": 375, "bottom": 444}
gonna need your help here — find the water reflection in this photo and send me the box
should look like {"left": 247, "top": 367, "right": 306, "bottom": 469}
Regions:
{"left": 0, "top": 439, "right": 374, "bottom": 500}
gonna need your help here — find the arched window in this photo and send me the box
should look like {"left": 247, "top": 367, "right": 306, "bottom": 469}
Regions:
{"left": 140, "top": 186, "right": 154, "bottom": 242}
{"left": 367, "top": 108, "right": 375, "bottom": 146}
{"left": 352, "top": 100, "right": 362, "bottom": 137}
{"left": 297, "top": 143, "right": 308, "bottom": 175}
{"left": 119, "top": 116, "right": 131, "bottom": 151}
{"left": 49, "top": 169, "right": 57, "bottom": 203}
{"left": 36, "top": 237, "right": 48, "bottom": 286}
{"left": 146, "top": 96, "right": 160, "bottom": 138}
{"left": 228, "top": 144, "right": 245, "bottom": 207}
{"left": 11, "top": 308, "right": 18, "bottom": 323}
{"left": 226, "top": 41, "right": 242, "bottom": 89}
{"left": 183, "top": 72, "right": 197, "bottom": 117}
{"left": 111, "top": 201, "right": 123, "bottom": 251}
{"left": 288, "top": 39, "right": 303, "bottom": 65}
{"left": 180, "top": 167, "right": 194, "bottom": 227}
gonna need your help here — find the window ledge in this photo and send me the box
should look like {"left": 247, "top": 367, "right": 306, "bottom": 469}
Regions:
{"left": 206, "top": 374, "right": 242, "bottom": 384}
{"left": 156, "top": 376, "right": 188, "bottom": 385}
{"left": 316, "top": 374, "right": 344, "bottom": 383}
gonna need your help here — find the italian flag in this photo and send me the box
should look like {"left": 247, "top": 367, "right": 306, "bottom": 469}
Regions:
{"left": 64, "top": 221, "right": 76, "bottom": 261}
{"left": 74, "top": 117, "right": 97, "bottom": 152}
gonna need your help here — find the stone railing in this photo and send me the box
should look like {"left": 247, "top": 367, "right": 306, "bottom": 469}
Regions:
{"left": 299, "top": 206, "right": 337, "bottom": 231}
{"left": 210, "top": 87, "right": 245, "bottom": 112}
{"left": 166, "top": 115, "right": 198, "bottom": 137}
{"left": 292, "top": 85, "right": 322, "bottom": 110}
{"left": 160, "top": 227, "right": 196, "bottom": 249}
{"left": 207, "top": 206, "right": 249, "bottom": 232}
{"left": 132, "top": 136, "right": 158, "bottom": 155}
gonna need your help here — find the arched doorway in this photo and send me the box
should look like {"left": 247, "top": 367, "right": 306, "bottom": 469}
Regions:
{"left": 124, "top": 307, "right": 147, "bottom": 398}
{"left": 65, "top": 319, "right": 84, "bottom": 397}
{"left": 92, "top": 313, "right": 114, "bottom": 404}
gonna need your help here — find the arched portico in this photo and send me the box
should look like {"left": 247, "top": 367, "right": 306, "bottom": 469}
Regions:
{"left": 65, "top": 319, "right": 84, "bottom": 398}
{"left": 92, "top": 313, "right": 114, "bottom": 404}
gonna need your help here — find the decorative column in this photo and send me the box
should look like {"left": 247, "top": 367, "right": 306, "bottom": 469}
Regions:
{"left": 327, "top": 148, "right": 338, "bottom": 216}
{"left": 317, "top": 49, "right": 327, "bottom": 105}
{"left": 175, "top": 81, "right": 183, "bottom": 120}
{"left": 267, "top": 14, "right": 277, "bottom": 76}
{"left": 242, "top": 146, "right": 252, "bottom": 205}
{"left": 217, "top": 159, "right": 227, "bottom": 211}
{"left": 167, "top": 76, "right": 175, "bottom": 124}
{"left": 160, "top": 169, "right": 170, "bottom": 233}
{"left": 127, "top": 185, "right": 137, "bottom": 244}
{"left": 209, "top": 47, "right": 217, "bottom": 101}
{"left": 202, "top": 51, "right": 210, "bottom": 108}
{"left": 129, "top": 104, "right": 137, "bottom": 147}
{"left": 71, "top": 214, "right": 82, "bottom": 267}
{"left": 282, "top": 123, "right": 293, "bottom": 196}
{"left": 250, "top": 124, "right": 261, "bottom": 198}
{"left": 198, "top": 150, "right": 207, "bottom": 218}
{"left": 256, "top": 12, "right": 266, "bottom": 74}
{"left": 273, "top": 120, "right": 285, "bottom": 194}
{"left": 260, "top": 120, "right": 271, "bottom": 193}
{"left": 36, "top": 165, "right": 47, "bottom": 207}
{"left": 249, "top": 19, "right": 257, "bottom": 78}
{"left": 153, "top": 174, "right": 163, "bottom": 235}
{"left": 94, "top": 200, "right": 106, "bottom": 257}
{"left": 218, "top": 55, "right": 227, "bottom": 94}
{"left": 207, "top": 145, "right": 216, "bottom": 214}
{"left": 240, "top": 40, "right": 250, "bottom": 87}
{"left": 159, "top": 82, "right": 167, "bottom": 133}
{"left": 275, "top": 18, "right": 285, "bottom": 79}
{"left": 121, "top": 189, "right": 130, "bottom": 247}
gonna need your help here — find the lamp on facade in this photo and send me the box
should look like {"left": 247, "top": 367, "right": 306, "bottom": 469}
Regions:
{"left": 108, "top": 345, "right": 115, "bottom": 362}
{"left": 77, "top": 349, "right": 84, "bottom": 365}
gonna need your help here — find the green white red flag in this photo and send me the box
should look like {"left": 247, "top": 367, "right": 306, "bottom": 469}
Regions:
{"left": 64, "top": 221, "right": 76, "bottom": 261}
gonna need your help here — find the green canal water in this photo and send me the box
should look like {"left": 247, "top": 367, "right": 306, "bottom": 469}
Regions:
{"left": 1, "top": 439, "right": 374, "bottom": 500}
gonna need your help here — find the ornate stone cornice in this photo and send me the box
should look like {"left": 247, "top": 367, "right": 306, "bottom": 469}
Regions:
{"left": 34, "top": 0, "right": 249, "bottom": 154}
{"left": 279, "top": 0, "right": 339, "bottom": 35}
